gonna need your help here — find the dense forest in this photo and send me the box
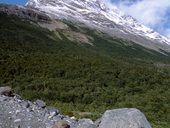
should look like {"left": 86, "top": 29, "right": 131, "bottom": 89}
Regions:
{"left": 0, "top": 13, "right": 170, "bottom": 128}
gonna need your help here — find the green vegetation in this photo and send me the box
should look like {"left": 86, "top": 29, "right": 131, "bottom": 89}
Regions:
{"left": 0, "top": 12, "right": 170, "bottom": 128}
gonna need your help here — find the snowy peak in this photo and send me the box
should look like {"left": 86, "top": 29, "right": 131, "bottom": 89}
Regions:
{"left": 26, "top": 0, "right": 170, "bottom": 51}
{"left": 26, "top": 0, "right": 108, "bottom": 12}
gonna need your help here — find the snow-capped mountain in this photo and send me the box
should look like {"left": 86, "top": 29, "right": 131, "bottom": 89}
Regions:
{"left": 26, "top": 0, "right": 170, "bottom": 52}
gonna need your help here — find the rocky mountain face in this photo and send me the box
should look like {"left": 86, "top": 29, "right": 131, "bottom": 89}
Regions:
{"left": 0, "top": 87, "right": 152, "bottom": 128}
{"left": 0, "top": 4, "right": 51, "bottom": 22}
{"left": 25, "top": 0, "right": 170, "bottom": 53}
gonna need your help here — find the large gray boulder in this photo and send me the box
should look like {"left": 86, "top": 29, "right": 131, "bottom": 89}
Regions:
{"left": 98, "top": 108, "right": 152, "bottom": 128}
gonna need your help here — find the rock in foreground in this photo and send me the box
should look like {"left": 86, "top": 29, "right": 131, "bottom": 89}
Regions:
{"left": 0, "top": 86, "right": 95, "bottom": 128}
{"left": 0, "top": 87, "right": 152, "bottom": 128}
{"left": 98, "top": 108, "right": 152, "bottom": 128}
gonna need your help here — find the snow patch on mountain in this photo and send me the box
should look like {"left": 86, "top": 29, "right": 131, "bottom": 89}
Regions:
{"left": 26, "top": 0, "right": 170, "bottom": 47}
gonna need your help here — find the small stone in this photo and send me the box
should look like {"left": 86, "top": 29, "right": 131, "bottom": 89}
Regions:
{"left": 22, "top": 101, "right": 30, "bottom": 108}
{"left": 94, "top": 118, "right": 101, "bottom": 127}
{"left": 0, "top": 86, "right": 13, "bottom": 97}
{"left": 77, "top": 119, "right": 96, "bottom": 128}
{"left": 0, "top": 96, "right": 8, "bottom": 101}
{"left": 14, "top": 119, "right": 21, "bottom": 123}
{"left": 35, "top": 99, "right": 46, "bottom": 108}
{"left": 47, "top": 107, "right": 59, "bottom": 117}
{"left": 70, "top": 116, "right": 76, "bottom": 120}
{"left": 16, "top": 110, "right": 21, "bottom": 114}
{"left": 48, "top": 112, "right": 57, "bottom": 119}
{"left": 53, "top": 120, "right": 70, "bottom": 128}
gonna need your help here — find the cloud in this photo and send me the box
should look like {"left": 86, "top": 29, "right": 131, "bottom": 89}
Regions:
{"left": 109, "top": 0, "right": 170, "bottom": 38}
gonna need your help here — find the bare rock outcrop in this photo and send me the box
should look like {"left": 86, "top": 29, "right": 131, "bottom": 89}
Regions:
{"left": 98, "top": 108, "right": 152, "bottom": 128}
{"left": 0, "top": 87, "right": 152, "bottom": 128}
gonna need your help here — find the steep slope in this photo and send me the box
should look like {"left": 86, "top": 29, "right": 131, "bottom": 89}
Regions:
{"left": 0, "top": 5, "right": 170, "bottom": 128}
{"left": 0, "top": 4, "right": 170, "bottom": 61}
{"left": 26, "top": 0, "right": 170, "bottom": 53}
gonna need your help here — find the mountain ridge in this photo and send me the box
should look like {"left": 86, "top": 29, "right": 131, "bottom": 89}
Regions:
{"left": 25, "top": 0, "right": 170, "bottom": 54}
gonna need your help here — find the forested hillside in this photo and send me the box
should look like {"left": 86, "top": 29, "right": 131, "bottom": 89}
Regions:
{"left": 0, "top": 12, "right": 170, "bottom": 128}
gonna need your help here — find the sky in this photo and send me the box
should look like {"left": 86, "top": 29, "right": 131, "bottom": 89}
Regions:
{"left": 0, "top": 0, "right": 27, "bottom": 5}
{"left": 109, "top": 0, "right": 170, "bottom": 38}
{"left": 0, "top": 0, "right": 170, "bottom": 38}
